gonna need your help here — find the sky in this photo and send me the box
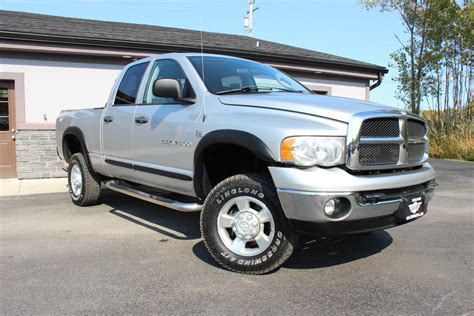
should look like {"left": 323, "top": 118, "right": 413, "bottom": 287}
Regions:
{"left": 1, "top": 0, "right": 407, "bottom": 108}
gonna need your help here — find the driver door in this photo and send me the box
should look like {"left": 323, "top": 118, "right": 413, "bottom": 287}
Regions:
{"left": 132, "top": 58, "right": 200, "bottom": 196}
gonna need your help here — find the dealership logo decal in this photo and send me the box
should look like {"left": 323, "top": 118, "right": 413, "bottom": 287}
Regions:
{"left": 406, "top": 197, "right": 424, "bottom": 220}
{"left": 409, "top": 197, "right": 422, "bottom": 213}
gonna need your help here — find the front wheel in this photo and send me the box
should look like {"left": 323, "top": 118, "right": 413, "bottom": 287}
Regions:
{"left": 200, "top": 174, "right": 298, "bottom": 274}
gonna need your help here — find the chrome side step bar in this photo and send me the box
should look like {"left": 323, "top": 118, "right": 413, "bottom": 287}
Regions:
{"left": 104, "top": 181, "right": 202, "bottom": 212}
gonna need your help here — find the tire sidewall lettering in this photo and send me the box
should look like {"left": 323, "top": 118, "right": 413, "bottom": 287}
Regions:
{"left": 216, "top": 187, "right": 265, "bottom": 205}
{"left": 219, "top": 232, "right": 284, "bottom": 266}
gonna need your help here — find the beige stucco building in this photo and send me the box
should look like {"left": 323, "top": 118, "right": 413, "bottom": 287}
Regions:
{"left": 0, "top": 10, "right": 387, "bottom": 179}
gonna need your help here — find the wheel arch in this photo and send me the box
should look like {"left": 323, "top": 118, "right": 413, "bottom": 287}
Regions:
{"left": 62, "top": 127, "right": 101, "bottom": 181}
{"left": 193, "top": 130, "right": 277, "bottom": 200}
{"left": 62, "top": 127, "right": 89, "bottom": 162}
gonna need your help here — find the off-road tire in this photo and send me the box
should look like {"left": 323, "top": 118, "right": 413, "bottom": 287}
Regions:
{"left": 68, "top": 153, "right": 101, "bottom": 206}
{"left": 200, "top": 174, "right": 298, "bottom": 274}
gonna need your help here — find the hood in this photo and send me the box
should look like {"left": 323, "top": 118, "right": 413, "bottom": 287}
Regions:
{"left": 218, "top": 93, "right": 400, "bottom": 123}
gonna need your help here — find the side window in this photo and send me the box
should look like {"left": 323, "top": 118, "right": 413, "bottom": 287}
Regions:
{"left": 113, "top": 62, "right": 149, "bottom": 105}
{"left": 143, "top": 59, "right": 194, "bottom": 104}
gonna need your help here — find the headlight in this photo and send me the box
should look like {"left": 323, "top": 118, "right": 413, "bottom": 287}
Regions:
{"left": 281, "top": 136, "right": 345, "bottom": 167}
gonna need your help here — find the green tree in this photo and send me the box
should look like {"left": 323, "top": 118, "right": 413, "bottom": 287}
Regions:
{"left": 359, "top": 0, "right": 472, "bottom": 113}
{"left": 361, "top": 0, "right": 437, "bottom": 114}
{"left": 360, "top": 0, "right": 473, "bottom": 159}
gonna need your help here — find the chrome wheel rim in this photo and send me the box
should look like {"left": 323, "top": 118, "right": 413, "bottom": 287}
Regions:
{"left": 70, "top": 164, "right": 83, "bottom": 197}
{"left": 217, "top": 196, "right": 275, "bottom": 257}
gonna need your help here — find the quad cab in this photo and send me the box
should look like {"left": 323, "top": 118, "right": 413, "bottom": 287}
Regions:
{"left": 57, "top": 53, "right": 436, "bottom": 274}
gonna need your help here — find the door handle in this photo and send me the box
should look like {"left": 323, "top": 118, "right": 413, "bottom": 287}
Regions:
{"left": 104, "top": 116, "right": 114, "bottom": 123}
{"left": 135, "top": 116, "right": 149, "bottom": 124}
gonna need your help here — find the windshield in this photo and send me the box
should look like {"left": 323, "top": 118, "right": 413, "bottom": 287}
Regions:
{"left": 188, "top": 56, "right": 311, "bottom": 95}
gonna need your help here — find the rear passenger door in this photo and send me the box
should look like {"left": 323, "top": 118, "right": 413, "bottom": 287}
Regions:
{"left": 102, "top": 61, "right": 149, "bottom": 180}
{"left": 132, "top": 58, "right": 200, "bottom": 196}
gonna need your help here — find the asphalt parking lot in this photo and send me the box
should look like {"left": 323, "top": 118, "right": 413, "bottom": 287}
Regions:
{"left": 1, "top": 159, "right": 472, "bottom": 314}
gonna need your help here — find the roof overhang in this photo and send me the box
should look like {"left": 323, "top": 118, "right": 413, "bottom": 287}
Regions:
{"left": 0, "top": 33, "right": 387, "bottom": 81}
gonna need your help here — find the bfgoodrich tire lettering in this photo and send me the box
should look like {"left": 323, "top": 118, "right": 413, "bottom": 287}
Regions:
{"left": 68, "top": 153, "right": 101, "bottom": 206}
{"left": 200, "top": 174, "right": 298, "bottom": 274}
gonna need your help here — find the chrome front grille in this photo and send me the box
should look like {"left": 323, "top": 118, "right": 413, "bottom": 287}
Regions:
{"left": 346, "top": 111, "right": 428, "bottom": 170}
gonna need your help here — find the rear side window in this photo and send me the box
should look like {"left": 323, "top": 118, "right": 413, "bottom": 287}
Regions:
{"left": 113, "top": 62, "right": 149, "bottom": 105}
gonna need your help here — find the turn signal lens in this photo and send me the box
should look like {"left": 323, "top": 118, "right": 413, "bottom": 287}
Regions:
{"left": 281, "top": 138, "right": 296, "bottom": 160}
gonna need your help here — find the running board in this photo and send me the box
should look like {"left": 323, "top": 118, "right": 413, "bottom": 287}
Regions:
{"left": 104, "top": 181, "right": 202, "bottom": 212}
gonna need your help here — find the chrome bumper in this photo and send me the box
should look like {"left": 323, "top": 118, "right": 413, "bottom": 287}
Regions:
{"left": 269, "top": 162, "right": 436, "bottom": 192}
{"left": 269, "top": 163, "right": 436, "bottom": 230}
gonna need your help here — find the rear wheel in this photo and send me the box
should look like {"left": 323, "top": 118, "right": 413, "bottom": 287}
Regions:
{"left": 68, "top": 153, "right": 101, "bottom": 206}
{"left": 200, "top": 174, "right": 298, "bottom": 274}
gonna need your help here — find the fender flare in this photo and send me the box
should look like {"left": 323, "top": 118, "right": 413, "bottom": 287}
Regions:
{"left": 62, "top": 127, "right": 100, "bottom": 181}
{"left": 193, "top": 129, "right": 276, "bottom": 198}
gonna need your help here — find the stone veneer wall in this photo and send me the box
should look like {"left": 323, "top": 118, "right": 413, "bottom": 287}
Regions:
{"left": 16, "top": 130, "right": 67, "bottom": 179}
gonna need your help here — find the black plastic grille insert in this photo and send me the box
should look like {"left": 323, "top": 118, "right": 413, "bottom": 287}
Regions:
{"left": 360, "top": 119, "right": 400, "bottom": 138}
{"left": 358, "top": 143, "right": 400, "bottom": 166}
{"left": 408, "top": 120, "right": 426, "bottom": 138}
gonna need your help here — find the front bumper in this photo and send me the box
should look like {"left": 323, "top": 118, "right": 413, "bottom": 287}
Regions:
{"left": 269, "top": 163, "right": 436, "bottom": 235}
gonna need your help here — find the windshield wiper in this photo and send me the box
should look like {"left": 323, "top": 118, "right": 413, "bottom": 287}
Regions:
{"left": 216, "top": 86, "right": 258, "bottom": 95}
{"left": 216, "top": 86, "right": 305, "bottom": 95}
{"left": 257, "top": 86, "right": 304, "bottom": 93}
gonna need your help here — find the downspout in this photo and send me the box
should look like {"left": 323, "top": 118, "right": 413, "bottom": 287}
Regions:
{"left": 369, "top": 72, "right": 383, "bottom": 90}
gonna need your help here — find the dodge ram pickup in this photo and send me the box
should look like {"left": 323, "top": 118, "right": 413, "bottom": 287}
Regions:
{"left": 57, "top": 53, "right": 436, "bottom": 274}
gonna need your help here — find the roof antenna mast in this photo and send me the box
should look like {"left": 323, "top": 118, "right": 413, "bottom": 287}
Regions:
{"left": 200, "top": 18, "right": 207, "bottom": 122}
{"left": 244, "top": 0, "right": 259, "bottom": 37}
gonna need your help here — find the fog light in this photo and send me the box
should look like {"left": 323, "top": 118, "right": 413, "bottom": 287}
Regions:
{"left": 324, "top": 199, "right": 336, "bottom": 216}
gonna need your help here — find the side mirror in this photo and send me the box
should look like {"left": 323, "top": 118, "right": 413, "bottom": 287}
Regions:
{"left": 153, "top": 78, "right": 183, "bottom": 100}
{"left": 152, "top": 78, "right": 196, "bottom": 104}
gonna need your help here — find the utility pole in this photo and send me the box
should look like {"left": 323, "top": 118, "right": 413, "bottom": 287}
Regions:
{"left": 244, "top": 0, "right": 259, "bottom": 37}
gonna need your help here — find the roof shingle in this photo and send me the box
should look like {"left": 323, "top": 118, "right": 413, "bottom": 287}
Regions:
{"left": 0, "top": 10, "right": 387, "bottom": 73}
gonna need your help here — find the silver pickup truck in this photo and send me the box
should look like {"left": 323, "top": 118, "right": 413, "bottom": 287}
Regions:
{"left": 56, "top": 53, "right": 436, "bottom": 274}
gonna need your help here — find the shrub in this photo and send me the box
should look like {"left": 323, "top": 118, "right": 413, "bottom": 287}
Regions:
{"left": 429, "top": 131, "right": 474, "bottom": 161}
{"left": 425, "top": 109, "right": 473, "bottom": 161}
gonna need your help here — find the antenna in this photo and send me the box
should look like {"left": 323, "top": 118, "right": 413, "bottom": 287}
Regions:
{"left": 200, "top": 19, "right": 207, "bottom": 122}
{"left": 200, "top": 24, "right": 205, "bottom": 83}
